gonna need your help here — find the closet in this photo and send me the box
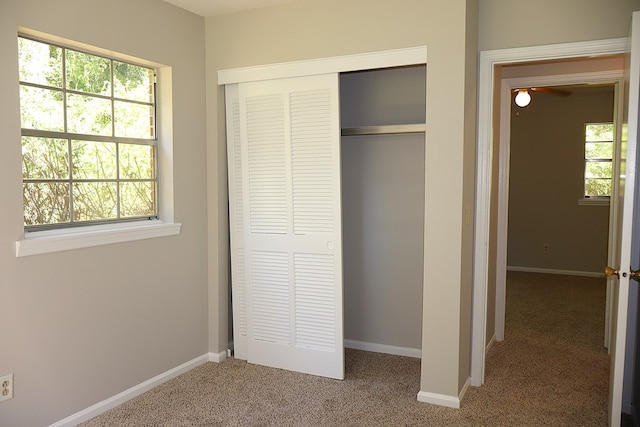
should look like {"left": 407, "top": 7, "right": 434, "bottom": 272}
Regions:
{"left": 340, "top": 65, "right": 425, "bottom": 356}
{"left": 223, "top": 52, "right": 426, "bottom": 380}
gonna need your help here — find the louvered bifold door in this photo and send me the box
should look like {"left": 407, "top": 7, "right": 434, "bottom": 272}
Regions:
{"left": 237, "top": 74, "right": 344, "bottom": 379}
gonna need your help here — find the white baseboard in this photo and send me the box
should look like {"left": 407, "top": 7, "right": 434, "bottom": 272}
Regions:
{"left": 49, "top": 353, "right": 220, "bottom": 427}
{"left": 209, "top": 350, "right": 228, "bottom": 363}
{"left": 344, "top": 339, "right": 421, "bottom": 358}
{"left": 507, "top": 265, "right": 604, "bottom": 278}
{"left": 416, "top": 376, "right": 470, "bottom": 409}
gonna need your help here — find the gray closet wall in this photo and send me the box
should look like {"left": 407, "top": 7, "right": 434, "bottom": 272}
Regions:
{"left": 340, "top": 65, "right": 426, "bottom": 352}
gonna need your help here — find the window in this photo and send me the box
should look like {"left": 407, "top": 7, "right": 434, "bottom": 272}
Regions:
{"left": 18, "top": 35, "right": 157, "bottom": 231}
{"left": 583, "top": 122, "right": 614, "bottom": 200}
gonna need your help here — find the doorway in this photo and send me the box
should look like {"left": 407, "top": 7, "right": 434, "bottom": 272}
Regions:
{"left": 494, "top": 64, "right": 623, "bottom": 346}
{"left": 471, "top": 38, "right": 627, "bottom": 388}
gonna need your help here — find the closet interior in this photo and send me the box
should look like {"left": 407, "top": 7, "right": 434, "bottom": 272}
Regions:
{"left": 340, "top": 65, "right": 425, "bottom": 356}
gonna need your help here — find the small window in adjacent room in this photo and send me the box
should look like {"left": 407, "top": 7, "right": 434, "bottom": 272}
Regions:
{"left": 18, "top": 35, "right": 158, "bottom": 231}
{"left": 581, "top": 122, "right": 613, "bottom": 205}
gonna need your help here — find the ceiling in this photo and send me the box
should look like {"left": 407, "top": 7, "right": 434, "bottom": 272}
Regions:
{"left": 162, "top": 0, "right": 297, "bottom": 17}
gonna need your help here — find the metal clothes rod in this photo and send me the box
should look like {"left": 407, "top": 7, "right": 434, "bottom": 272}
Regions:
{"left": 341, "top": 123, "right": 426, "bottom": 136}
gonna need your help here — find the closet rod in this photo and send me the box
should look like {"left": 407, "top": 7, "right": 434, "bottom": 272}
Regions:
{"left": 341, "top": 123, "right": 426, "bottom": 136}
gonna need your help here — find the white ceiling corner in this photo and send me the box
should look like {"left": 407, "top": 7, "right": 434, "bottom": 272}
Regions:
{"left": 162, "top": 0, "right": 298, "bottom": 17}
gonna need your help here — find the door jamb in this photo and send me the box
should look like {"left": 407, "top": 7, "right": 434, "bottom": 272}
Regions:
{"left": 472, "top": 38, "right": 627, "bottom": 387}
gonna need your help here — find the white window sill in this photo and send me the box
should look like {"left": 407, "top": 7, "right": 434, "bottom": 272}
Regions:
{"left": 578, "top": 198, "right": 610, "bottom": 207}
{"left": 15, "top": 220, "right": 182, "bottom": 257}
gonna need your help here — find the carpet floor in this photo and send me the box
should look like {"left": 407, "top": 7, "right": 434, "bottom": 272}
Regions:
{"left": 80, "top": 272, "right": 609, "bottom": 426}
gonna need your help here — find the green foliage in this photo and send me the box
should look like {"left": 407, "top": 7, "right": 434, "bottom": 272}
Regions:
{"left": 19, "top": 36, "right": 157, "bottom": 228}
{"left": 585, "top": 142, "right": 612, "bottom": 160}
{"left": 584, "top": 123, "right": 614, "bottom": 198}
{"left": 114, "top": 61, "right": 153, "bottom": 102}
{"left": 71, "top": 141, "right": 117, "bottom": 179}
{"left": 585, "top": 123, "right": 614, "bottom": 142}
{"left": 585, "top": 178, "right": 611, "bottom": 197}
{"left": 66, "top": 49, "right": 110, "bottom": 95}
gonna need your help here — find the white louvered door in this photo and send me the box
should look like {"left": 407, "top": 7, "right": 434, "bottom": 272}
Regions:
{"left": 229, "top": 74, "right": 343, "bottom": 379}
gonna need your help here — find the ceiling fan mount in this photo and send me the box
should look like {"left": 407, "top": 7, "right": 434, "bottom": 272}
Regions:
{"left": 513, "top": 86, "right": 572, "bottom": 107}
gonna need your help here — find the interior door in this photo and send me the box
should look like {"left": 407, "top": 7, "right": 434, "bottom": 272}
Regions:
{"left": 233, "top": 73, "right": 344, "bottom": 379}
{"left": 608, "top": 11, "right": 640, "bottom": 426}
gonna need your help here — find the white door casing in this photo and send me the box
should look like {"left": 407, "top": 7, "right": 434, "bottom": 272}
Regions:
{"left": 473, "top": 37, "right": 627, "bottom": 387}
{"left": 233, "top": 74, "right": 344, "bottom": 379}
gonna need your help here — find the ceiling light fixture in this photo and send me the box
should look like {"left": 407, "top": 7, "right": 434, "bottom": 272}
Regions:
{"left": 514, "top": 89, "right": 531, "bottom": 107}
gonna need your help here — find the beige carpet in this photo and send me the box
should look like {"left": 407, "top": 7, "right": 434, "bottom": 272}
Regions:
{"left": 80, "top": 272, "right": 609, "bottom": 426}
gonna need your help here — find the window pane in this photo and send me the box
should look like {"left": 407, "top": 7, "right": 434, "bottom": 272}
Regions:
{"left": 585, "top": 178, "right": 611, "bottom": 197}
{"left": 20, "top": 85, "right": 64, "bottom": 131}
{"left": 73, "top": 182, "right": 117, "bottom": 221}
{"left": 586, "top": 123, "right": 614, "bottom": 142}
{"left": 71, "top": 140, "right": 117, "bottom": 179}
{"left": 585, "top": 161, "right": 613, "bottom": 179}
{"left": 119, "top": 143, "right": 154, "bottom": 179}
{"left": 114, "top": 101, "right": 154, "bottom": 138}
{"left": 19, "top": 37, "right": 158, "bottom": 230}
{"left": 23, "top": 182, "right": 70, "bottom": 226}
{"left": 22, "top": 137, "right": 69, "bottom": 179}
{"left": 65, "top": 49, "right": 111, "bottom": 96}
{"left": 66, "top": 93, "right": 112, "bottom": 136}
{"left": 18, "top": 38, "right": 63, "bottom": 88}
{"left": 120, "top": 182, "right": 156, "bottom": 217}
{"left": 113, "top": 61, "right": 153, "bottom": 103}
{"left": 585, "top": 142, "right": 613, "bottom": 160}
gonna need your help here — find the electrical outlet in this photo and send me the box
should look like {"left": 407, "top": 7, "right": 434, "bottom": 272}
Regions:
{"left": 0, "top": 373, "right": 13, "bottom": 403}
{"left": 543, "top": 243, "right": 550, "bottom": 254}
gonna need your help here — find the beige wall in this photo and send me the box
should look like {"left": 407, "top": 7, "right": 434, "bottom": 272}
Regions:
{"left": 479, "top": 0, "right": 640, "bottom": 51}
{"left": 508, "top": 87, "right": 615, "bottom": 273}
{"left": 0, "top": 1, "right": 208, "bottom": 425}
{"left": 207, "top": 0, "right": 478, "bottom": 399}
{"left": 342, "top": 135, "right": 425, "bottom": 350}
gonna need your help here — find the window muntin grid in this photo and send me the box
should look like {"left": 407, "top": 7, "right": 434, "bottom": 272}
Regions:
{"left": 18, "top": 35, "right": 158, "bottom": 231}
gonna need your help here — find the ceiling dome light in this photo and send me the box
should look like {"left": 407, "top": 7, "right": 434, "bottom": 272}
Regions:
{"left": 515, "top": 89, "right": 531, "bottom": 107}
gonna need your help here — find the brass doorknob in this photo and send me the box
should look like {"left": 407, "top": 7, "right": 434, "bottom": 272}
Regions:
{"left": 605, "top": 266, "right": 619, "bottom": 278}
{"left": 605, "top": 266, "right": 640, "bottom": 281}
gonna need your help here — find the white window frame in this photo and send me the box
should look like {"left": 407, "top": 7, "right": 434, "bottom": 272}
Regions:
{"left": 579, "top": 121, "right": 614, "bottom": 206}
{"left": 15, "top": 29, "right": 180, "bottom": 257}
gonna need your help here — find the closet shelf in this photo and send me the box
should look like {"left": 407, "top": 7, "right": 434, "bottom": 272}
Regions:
{"left": 341, "top": 123, "right": 426, "bottom": 136}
